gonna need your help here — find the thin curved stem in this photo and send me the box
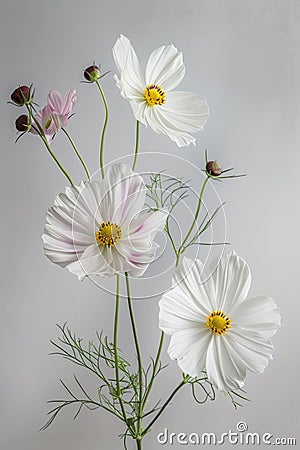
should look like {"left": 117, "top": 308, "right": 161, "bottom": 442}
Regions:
{"left": 165, "top": 217, "right": 179, "bottom": 256}
{"left": 95, "top": 80, "right": 109, "bottom": 179}
{"left": 113, "top": 275, "right": 130, "bottom": 429}
{"left": 178, "top": 176, "right": 209, "bottom": 254}
{"left": 125, "top": 272, "right": 143, "bottom": 437}
{"left": 26, "top": 106, "right": 74, "bottom": 186}
{"left": 142, "top": 331, "right": 164, "bottom": 410}
{"left": 142, "top": 380, "right": 187, "bottom": 436}
{"left": 132, "top": 120, "right": 140, "bottom": 171}
{"left": 61, "top": 128, "right": 91, "bottom": 180}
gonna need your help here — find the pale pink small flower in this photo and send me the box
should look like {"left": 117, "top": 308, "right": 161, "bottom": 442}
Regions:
{"left": 31, "top": 90, "right": 76, "bottom": 142}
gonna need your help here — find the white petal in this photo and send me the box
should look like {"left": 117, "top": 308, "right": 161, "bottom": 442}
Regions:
{"left": 160, "top": 91, "right": 209, "bottom": 131}
{"left": 130, "top": 99, "right": 148, "bottom": 125}
{"left": 206, "top": 335, "right": 247, "bottom": 391}
{"left": 115, "top": 210, "right": 167, "bottom": 277}
{"left": 145, "top": 91, "right": 209, "bottom": 147}
{"left": 127, "top": 209, "right": 167, "bottom": 240}
{"left": 112, "top": 35, "right": 145, "bottom": 100}
{"left": 228, "top": 328, "right": 274, "bottom": 374}
{"left": 121, "top": 260, "right": 149, "bottom": 277}
{"left": 145, "top": 45, "right": 185, "bottom": 91}
{"left": 232, "top": 296, "right": 281, "bottom": 338}
{"left": 47, "top": 201, "right": 92, "bottom": 237}
{"left": 168, "top": 328, "right": 211, "bottom": 377}
{"left": 60, "top": 182, "right": 102, "bottom": 227}
{"left": 145, "top": 105, "right": 198, "bottom": 147}
{"left": 212, "top": 252, "right": 251, "bottom": 313}
{"left": 42, "top": 184, "right": 98, "bottom": 268}
{"left": 42, "top": 234, "right": 85, "bottom": 267}
{"left": 100, "top": 163, "right": 146, "bottom": 226}
{"left": 102, "top": 245, "right": 151, "bottom": 278}
{"left": 159, "top": 288, "right": 205, "bottom": 335}
{"left": 44, "top": 222, "right": 92, "bottom": 246}
{"left": 67, "top": 244, "right": 116, "bottom": 280}
{"left": 173, "top": 257, "right": 215, "bottom": 314}
{"left": 117, "top": 238, "right": 159, "bottom": 260}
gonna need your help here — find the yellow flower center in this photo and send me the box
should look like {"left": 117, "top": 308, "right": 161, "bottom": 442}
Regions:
{"left": 206, "top": 310, "right": 232, "bottom": 335}
{"left": 95, "top": 221, "right": 122, "bottom": 247}
{"left": 144, "top": 84, "right": 166, "bottom": 106}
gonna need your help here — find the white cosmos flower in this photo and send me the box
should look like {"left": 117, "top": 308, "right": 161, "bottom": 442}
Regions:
{"left": 42, "top": 163, "right": 167, "bottom": 280}
{"left": 112, "top": 35, "right": 209, "bottom": 147}
{"left": 159, "top": 252, "right": 280, "bottom": 392}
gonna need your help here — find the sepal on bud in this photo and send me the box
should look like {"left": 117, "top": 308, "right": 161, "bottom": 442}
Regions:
{"left": 84, "top": 65, "right": 101, "bottom": 82}
{"left": 206, "top": 160, "right": 222, "bottom": 176}
{"left": 204, "top": 150, "right": 246, "bottom": 180}
{"left": 10, "top": 85, "right": 33, "bottom": 106}
{"left": 15, "top": 114, "right": 30, "bottom": 132}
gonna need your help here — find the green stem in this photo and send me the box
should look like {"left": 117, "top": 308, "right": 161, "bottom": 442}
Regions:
{"left": 178, "top": 176, "right": 209, "bottom": 254}
{"left": 113, "top": 275, "right": 130, "bottom": 429}
{"left": 26, "top": 106, "right": 74, "bottom": 186}
{"left": 61, "top": 128, "right": 91, "bottom": 180}
{"left": 165, "top": 218, "right": 179, "bottom": 259}
{"left": 142, "top": 380, "right": 187, "bottom": 436}
{"left": 95, "top": 79, "right": 109, "bottom": 179}
{"left": 142, "top": 331, "right": 164, "bottom": 410}
{"left": 125, "top": 272, "right": 143, "bottom": 437}
{"left": 136, "top": 439, "right": 142, "bottom": 450}
{"left": 132, "top": 120, "right": 140, "bottom": 171}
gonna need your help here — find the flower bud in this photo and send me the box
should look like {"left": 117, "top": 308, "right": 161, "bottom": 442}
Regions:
{"left": 11, "top": 85, "right": 32, "bottom": 106}
{"left": 206, "top": 160, "right": 222, "bottom": 176}
{"left": 15, "top": 114, "right": 30, "bottom": 132}
{"left": 84, "top": 65, "right": 101, "bottom": 82}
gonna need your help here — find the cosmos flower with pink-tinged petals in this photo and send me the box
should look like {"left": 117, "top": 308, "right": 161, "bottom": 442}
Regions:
{"left": 42, "top": 163, "right": 167, "bottom": 279}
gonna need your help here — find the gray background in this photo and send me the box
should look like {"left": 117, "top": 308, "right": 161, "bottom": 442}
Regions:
{"left": 1, "top": 0, "right": 299, "bottom": 449}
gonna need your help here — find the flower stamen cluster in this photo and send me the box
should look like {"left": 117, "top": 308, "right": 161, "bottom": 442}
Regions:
{"left": 206, "top": 310, "right": 232, "bottom": 335}
{"left": 144, "top": 84, "right": 166, "bottom": 106}
{"left": 96, "top": 221, "right": 122, "bottom": 247}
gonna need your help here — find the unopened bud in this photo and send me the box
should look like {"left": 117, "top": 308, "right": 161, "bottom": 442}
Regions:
{"left": 206, "top": 160, "right": 222, "bottom": 176}
{"left": 11, "top": 85, "right": 32, "bottom": 106}
{"left": 15, "top": 115, "right": 30, "bottom": 132}
{"left": 84, "top": 65, "right": 101, "bottom": 82}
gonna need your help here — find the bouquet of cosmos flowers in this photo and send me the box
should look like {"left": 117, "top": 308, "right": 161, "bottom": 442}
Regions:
{"left": 9, "top": 35, "right": 280, "bottom": 449}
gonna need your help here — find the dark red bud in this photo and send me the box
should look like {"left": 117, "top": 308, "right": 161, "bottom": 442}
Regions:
{"left": 206, "top": 161, "right": 222, "bottom": 176}
{"left": 15, "top": 114, "right": 30, "bottom": 132}
{"left": 84, "top": 65, "right": 101, "bottom": 82}
{"left": 11, "top": 85, "right": 32, "bottom": 105}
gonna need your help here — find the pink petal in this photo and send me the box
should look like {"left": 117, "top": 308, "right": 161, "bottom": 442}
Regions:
{"left": 129, "top": 209, "right": 167, "bottom": 239}
{"left": 62, "top": 89, "right": 76, "bottom": 117}
{"left": 48, "top": 90, "right": 63, "bottom": 113}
